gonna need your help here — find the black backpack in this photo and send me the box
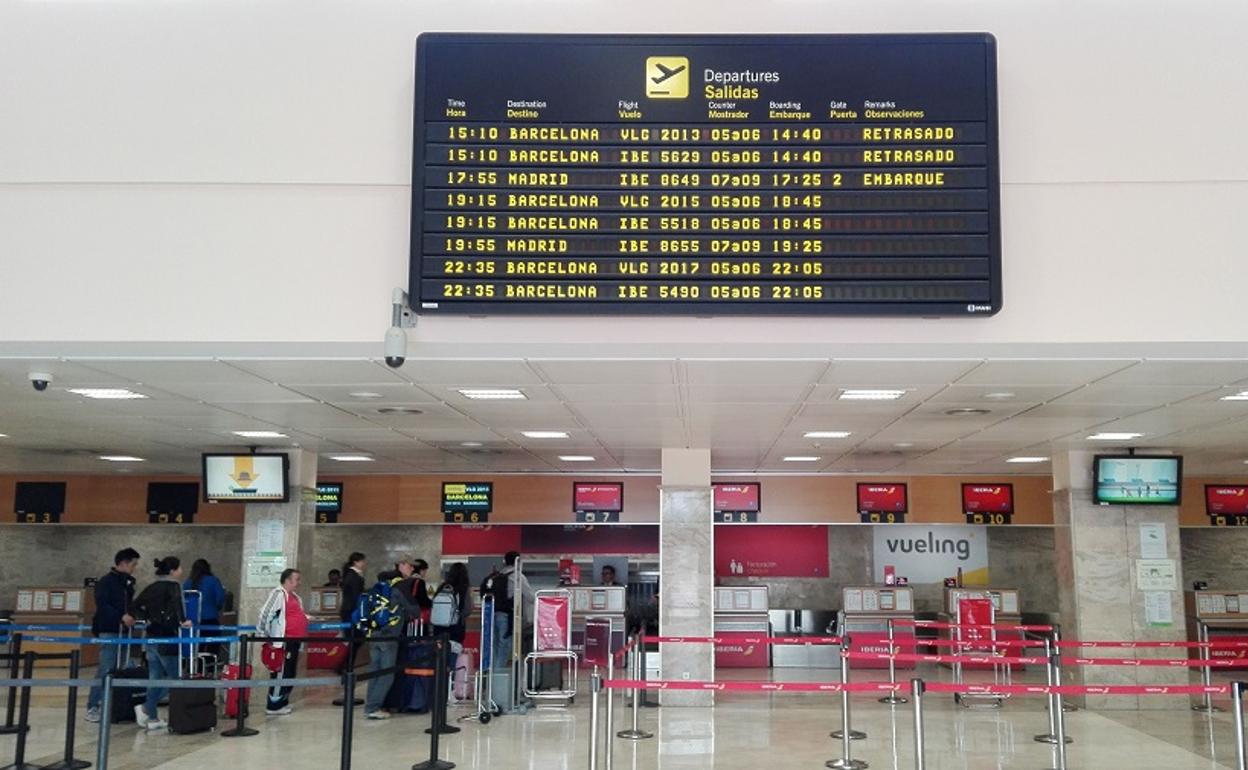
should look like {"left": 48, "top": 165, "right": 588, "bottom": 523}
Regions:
{"left": 480, "top": 570, "right": 511, "bottom": 612}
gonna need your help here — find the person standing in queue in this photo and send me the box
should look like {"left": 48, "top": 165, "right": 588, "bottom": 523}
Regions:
{"left": 411, "top": 558, "right": 434, "bottom": 632}
{"left": 339, "top": 552, "right": 367, "bottom": 667}
{"left": 257, "top": 568, "right": 308, "bottom": 716}
{"left": 485, "top": 551, "right": 534, "bottom": 668}
{"left": 131, "top": 557, "right": 192, "bottom": 731}
{"left": 185, "top": 559, "right": 225, "bottom": 657}
{"left": 85, "top": 547, "right": 140, "bottom": 723}
{"left": 433, "top": 562, "right": 471, "bottom": 645}
{"left": 363, "top": 558, "right": 423, "bottom": 720}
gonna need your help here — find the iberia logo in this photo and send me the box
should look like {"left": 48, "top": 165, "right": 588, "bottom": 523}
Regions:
{"left": 646, "top": 56, "right": 689, "bottom": 99}
{"left": 743, "top": 645, "right": 755, "bottom": 656}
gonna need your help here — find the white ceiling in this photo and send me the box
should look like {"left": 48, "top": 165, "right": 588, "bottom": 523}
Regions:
{"left": 0, "top": 356, "right": 1247, "bottom": 476}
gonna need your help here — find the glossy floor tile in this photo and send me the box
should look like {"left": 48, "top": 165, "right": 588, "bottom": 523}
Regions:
{"left": 1, "top": 667, "right": 1243, "bottom": 769}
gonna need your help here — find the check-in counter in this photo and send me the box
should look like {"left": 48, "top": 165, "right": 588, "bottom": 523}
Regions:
{"left": 770, "top": 609, "right": 839, "bottom": 668}
{"left": 569, "top": 585, "right": 628, "bottom": 658}
{"left": 13, "top": 586, "right": 98, "bottom": 668}
{"left": 714, "top": 586, "right": 770, "bottom": 667}
{"left": 305, "top": 586, "right": 351, "bottom": 671}
{"left": 1187, "top": 590, "right": 1248, "bottom": 669}
{"left": 941, "top": 587, "right": 1025, "bottom": 670}
{"left": 841, "top": 586, "right": 916, "bottom": 670}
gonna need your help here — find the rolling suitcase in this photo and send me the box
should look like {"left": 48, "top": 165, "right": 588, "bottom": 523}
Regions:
{"left": 386, "top": 639, "right": 436, "bottom": 713}
{"left": 169, "top": 627, "right": 217, "bottom": 734}
{"left": 109, "top": 621, "right": 147, "bottom": 723}
{"left": 223, "top": 662, "right": 252, "bottom": 719}
{"left": 452, "top": 649, "right": 473, "bottom": 702}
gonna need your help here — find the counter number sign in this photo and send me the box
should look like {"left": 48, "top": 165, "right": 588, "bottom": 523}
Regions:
{"left": 443, "top": 481, "right": 493, "bottom": 523}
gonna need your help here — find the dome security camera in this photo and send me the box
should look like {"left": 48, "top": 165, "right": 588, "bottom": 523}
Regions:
{"left": 28, "top": 372, "right": 53, "bottom": 392}
{"left": 384, "top": 326, "right": 407, "bottom": 369}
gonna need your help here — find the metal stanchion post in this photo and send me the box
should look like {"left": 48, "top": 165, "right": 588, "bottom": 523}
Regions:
{"left": 221, "top": 634, "right": 258, "bottom": 738}
{"left": 911, "top": 679, "right": 925, "bottom": 770}
{"left": 831, "top": 638, "right": 866, "bottom": 741}
{"left": 1047, "top": 653, "right": 1069, "bottom": 770}
{"left": 95, "top": 674, "right": 113, "bottom": 770}
{"left": 1034, "top": 637, "right": 1069, "bottom": 744}
{"left": 605, "top": 649, "right": 615, "bottom": 770}
{"left": 617, "top": 643, "right": 652, "bottom": 741}
{"left": 1194, "top": 622, "right": 1222, "bottom": 713}
{"left": 413, "top": 637, "right": 456, "bottom": 770}
{"left": 333, "top": 632, "right": 365, "bottom": 708}
{"left": 0, "top": 633, "right": 25, "bottom": 736}
{"left": 44, "top": 649, "right": 91, "bottom": 770}
{"left": 340, "top": 667, "right": 357, "bottom": 770}
{"left": 1232, "top": 681, "right": 1247, "bottom": 770}
{"left": 2, "top": 652, "right": 38, "bottom": 770}
{"left": 879, "top": 620, "right": 907, "bottom": 706}
{"left": 588, "top": 668, "right": 601, "bottom": 770}
{"left": 826, "top": 672, "right": 868, "bottom": 769}
{"left": 1052, "top": 627, "right": 1075, "bottom": 712}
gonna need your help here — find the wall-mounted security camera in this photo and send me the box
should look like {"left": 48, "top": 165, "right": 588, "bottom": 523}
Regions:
{"left": 28, "top": 372, "right": 53, "bottom": 392}
{"left": 384, "top": 326, "right": 407, "bottom": 369}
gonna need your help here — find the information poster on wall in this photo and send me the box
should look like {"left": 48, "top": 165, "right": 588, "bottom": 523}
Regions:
{"left": 247, "top": 555, "right": 287, "bottom": 588}
{"left": 714, "top": 524, "right": 827, "bottom": 577}
{"left": 1135, "top": 559, "right": 1178, "bottom": 591}
{"left": 257, "top": 519, "right": 286, "bottom": 556}
{"left": 1144, "top": 591, "right": 1173, "bottom": 627}
{"left": 871, "top": 525, "right": 988, "bottom": 584}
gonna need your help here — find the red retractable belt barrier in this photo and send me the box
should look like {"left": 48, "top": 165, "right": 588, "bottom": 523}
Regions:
{"left": 847, "top": 650, "right": 1047, "bottom": 666}
{"left": 643, "top": 635, "right": 842, "bottom": 645}
{"left": 925, "top": 681, "right": 1231, "bottom": 697}
{"left": 601, "top": 678, "right": 902, "bottom": 693}
{"left": 893, "top": 619, "right": 1056, "bottom": 632}
{"left": 1063, "top": 655, "right": 1244, "bottom": 668}
{"left": 1059, "top": 639, "right": 1248, "bottom": 650}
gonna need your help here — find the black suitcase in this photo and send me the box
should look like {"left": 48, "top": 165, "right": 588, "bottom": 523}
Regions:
{"left": 110, "top": 666, "right": 148, "bottom": 724}
{"left": 385, "top": 640, "right": 437, "bottom": 713}
{"left": 168, "top": 685, "right": 216, "bottom": 734}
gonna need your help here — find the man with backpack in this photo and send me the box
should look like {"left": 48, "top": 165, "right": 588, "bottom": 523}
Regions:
{"left": 356, "top": 559, "right": 422, "bottom": 720}
{"left": 483, "top": 551, "right": 534, "bottom": 669}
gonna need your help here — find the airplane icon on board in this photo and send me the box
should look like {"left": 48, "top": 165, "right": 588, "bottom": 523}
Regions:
{"left": 651, "top": 62, "right": 686, "bottom": 84}
{"left": 646, "top": 56, "right": 689, "bottom": 98}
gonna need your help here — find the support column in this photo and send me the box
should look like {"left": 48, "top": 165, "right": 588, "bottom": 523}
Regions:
{"left": 658, "top": 448, "right": 714, "bottom": 707}
{"left": 238, "top": 449, "right": 319, "bottom": 627}
{"left": 1052, "top": 450, "right": 1187, "bottom": 710}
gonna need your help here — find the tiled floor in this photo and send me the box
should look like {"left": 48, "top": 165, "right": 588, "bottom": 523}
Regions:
{"left": 1, "top": 668, "right": 1243, "bottom": 769}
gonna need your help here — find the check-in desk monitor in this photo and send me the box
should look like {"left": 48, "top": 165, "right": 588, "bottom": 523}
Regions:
{"left": 1187, "top": 591, "right": 1248, "bottom": 669}
{"left": 13, "top": 586, "right": 98, "bottom": 667}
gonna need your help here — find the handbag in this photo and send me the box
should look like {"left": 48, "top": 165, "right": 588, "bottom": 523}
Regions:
{"left": 260, "top": 642, "right": 285, "bottom": 673}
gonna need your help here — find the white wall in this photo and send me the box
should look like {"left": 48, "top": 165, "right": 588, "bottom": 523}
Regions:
{"left": 2, "top": 0, "right": 1246, "bottom": 354}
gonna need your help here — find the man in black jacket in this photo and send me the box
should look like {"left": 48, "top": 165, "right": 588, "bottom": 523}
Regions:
{"left": 85, "top": 548, "right": 140, "bottom": 722}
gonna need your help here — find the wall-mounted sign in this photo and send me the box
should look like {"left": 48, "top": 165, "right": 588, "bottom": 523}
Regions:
{"left": 316, "top": 482, "right": 344, "bottom": 523}
{"left": 858, "top": 482, "right": 907, "bottom": 523}
{"left": 443, "top": 481, "right": 493, "bottom": 522}
{"left": 872, "top": 525, "right": 988, "bottom": 584}
{"left": 1206, "top": 485, "right": 1248, "bottom": 516}
{"left": 1210, "top": 514, "right": 1248, "bottom": 527}
{"left": 15, "top": 481, "right": 66, "bottom": 524}
{"left": 147, "top": 482, "right": 199, "bottom": 524}
{"left": 714, "top": 525, "right": 828, "bottom": 578}
{"left": 713, "top": 483, "right": 761, "bottom": 523}
{"left": 573, "top": 482, "right": 623, "bottom": 523}
{"left": 962, "top": 483, "right": 1012, "bottom": 524}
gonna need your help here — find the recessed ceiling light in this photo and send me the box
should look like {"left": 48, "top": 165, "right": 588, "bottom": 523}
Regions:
{"left": 804, "top": 431, "right": 852, "bottom": 439}
{"left": 559, "top": 455, "right": 596, "bottom": 462}
{"left": 232, "top": 431, "right": 288, "bottom": 439}
{"left": 983, "top": 392, "right": 1016, "bottom": 400}
{"left": 1087, "top": 432, "right": 1143, "bottom": 441}
{"left": 783, "top": 456, "right": 821, "bottom": 462}
{"left": 68, "top": 388, "right": 148, "bottom": 400}
{"left": 838, "top": 389, "right": 907, "bottom": 401}
{"left": 328, "top": 455, "right": 374, "bottom": 462}
{"left": 99, "top": 455, "right": 145, "bottom": 462}
{"left": 1007, "top": 456, "right": 1050, "bottom": 464}
{"left": 1220, "top": 391, "right": 1248, "bottom": 401}
{"left": 376, "top": 407, "right": 423, "bottom": 415}
{"left": 893, "top": 442, "right": 915, "bottom": 448}
{"left": 349, "top": 392, "right": 384, "bottom": 399}
{"left": 0, "top": 433, "right": 8, "bottom": 438}
{"left": 945, "top": 407, "right": 991, "bottom": 416}
{"left": 522, "top": 431, "right": 570, "bottom": 439}
{"left": 457, "top": 389, "right": 527, "bottom": 400}
{"left": 460, "top": 441, "right": 484, "bottom": 448}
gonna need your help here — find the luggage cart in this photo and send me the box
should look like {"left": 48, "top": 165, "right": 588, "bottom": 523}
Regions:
{"left": 953, "top": 597, "right": 1011, "bottom": 709}
{"left": 523, "top": 589, "right": 578, "bottom": 706}
{"left": 469, "top": 594, "right": 502, "bottom": 724}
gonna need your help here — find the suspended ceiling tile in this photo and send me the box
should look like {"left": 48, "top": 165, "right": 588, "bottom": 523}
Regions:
{"left": 687, "top": 383, "right": 812, "bottom": 403}
{"left": 76, "top": 360, "right": 271, "bottom": 385}
{"left": 555, "top": 383, "right": 679, "bottom": 403}
{"left": 395, "top": 360, "right": 544, "bottom": 386}
{"left": 823, "top": 359, "right": 982, "bottom": 385}
{"left": 926, "top": 384, "right": 1078, "bottom": 404}
{"left": 295, "top": 382, "right": 443, "bottom": 404}
{"left": 955, "top": 360, "right": 1139, "bottom": 386}
{"left": 225, "top": 359, "right": 407, "bottom": 385}
{"left": 1051, "top": 384, "right": 1222, "bottom": 406}
{"left": 683, "top": 359, "right": 828, "bottom": 386}
{"left": 1096, "top": 360, "right": 1248, "bottom": 388}
{"left": 531, "top": 359, "right": 677, "bottom": 385}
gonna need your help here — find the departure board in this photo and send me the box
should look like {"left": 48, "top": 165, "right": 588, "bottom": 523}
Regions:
{"left": 411, "top": 34, "right": 1000, "bottom": 315}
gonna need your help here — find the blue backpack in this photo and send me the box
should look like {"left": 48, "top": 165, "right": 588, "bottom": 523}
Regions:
{"left": 351, "top": 579, "right": 403, "bottom": 637}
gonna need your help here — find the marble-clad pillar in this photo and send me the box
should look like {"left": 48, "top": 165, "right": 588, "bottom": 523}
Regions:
{"left": 1052, "top": 450, "right": 1187, "bottom": 710}
{"left": 238, "top": 449, "right": 318, "bottom": 627}
{"left": 659, "top": 449, "right": 714, "bottom": 708}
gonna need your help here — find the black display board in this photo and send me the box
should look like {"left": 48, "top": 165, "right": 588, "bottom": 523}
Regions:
{"left": 147, "top": 482, "right": 199, "bottom": 524}
{"left": 411, "top": 33, "right": 1000, "bottom": 316}
{"left": 15, "top": 481, "right": 66, "bottom": 523}
{"left": 316, "top": 482, "right": 344, "bottom": 523}
{"left": 442, "top": 481, "right": 494, "bottom": 522}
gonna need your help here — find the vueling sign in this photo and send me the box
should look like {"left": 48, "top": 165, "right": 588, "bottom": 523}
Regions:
{"left": 883, "top": 531, "right": 972, "bottom": 561}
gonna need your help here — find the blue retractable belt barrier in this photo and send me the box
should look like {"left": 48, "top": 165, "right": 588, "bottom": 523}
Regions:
{"left": 20, "top": 634, "right": 240, "bottom": 646}
{"left": 4, "top": 624, "right": 92, "bottom": 632}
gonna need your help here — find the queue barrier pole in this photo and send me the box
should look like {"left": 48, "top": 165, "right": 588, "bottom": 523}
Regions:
{"left": 604, "top": 647, "right": 614, "bottom": 770}
{"left": 878, "top": 620, "right": 907, "bottom": 706}
{"left": 413, "top": 634, "right": 455, "bottom": 770}
{"left": 94, "top": 674, "right": 113, "bottom": 770}
{"left": 0, "top": 634, "right": 25, "bottom": 736}
{"left": 1048, "top": 653, "right": 1069, "bottom": 770}
{"left": 826, "top": 640, "right": 867, "bottom": 770}
{"left": 617, "top": 637, "right": 652, "bottom": 741}
{"left": 1194, "top": 622, "right": 1222, "bottom": 713}
{"left": 911, "top": 679, "right": 925, "bottom": 770}
{"left": 42, "top": 648, "right": 91, "bottom": 770}
{"left": 1, "top": 652, "right": 38, "bottom": 770}
{"left": 1052, "top": 627, "right": 1076, "bottom": 713}
{"left": 1034, "top": 637, "right": 1071, "bottom": 745}
{"left": 588, "top": 668, "right": 601, "bottom": 770}
{"left": 830, "top": 638, "right": 866, "bottom": 742}
{"left": 340, "top": 667, "right": 357, "bottom": 770}
{"left": 1232, "top": 681, "right": 1247, "bottom": 770}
